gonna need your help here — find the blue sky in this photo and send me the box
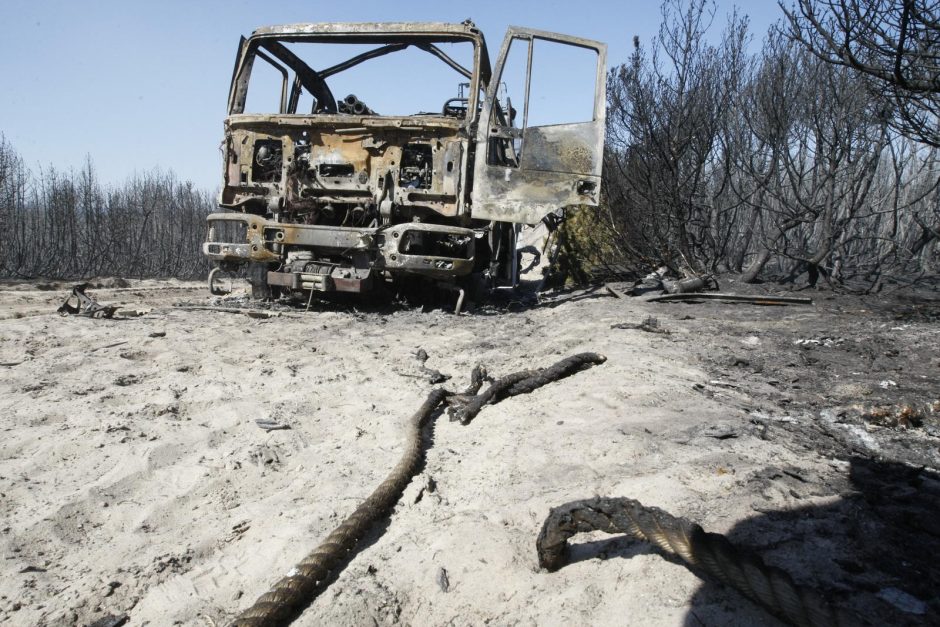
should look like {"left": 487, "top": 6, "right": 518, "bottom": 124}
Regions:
{"left": 0, "top": 0, "right": 784, "bottom": 191}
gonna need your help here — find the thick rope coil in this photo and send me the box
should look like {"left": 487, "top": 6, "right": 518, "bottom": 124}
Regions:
{"left": 230, "top": 353, "right": 606, "bottom": 626}
{"left": 536, "top": 497, "right": 861, "bottom": 627}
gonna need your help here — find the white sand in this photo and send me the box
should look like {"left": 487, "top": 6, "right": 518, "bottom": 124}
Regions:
{"left": 0, "top": 280, "right": 834, "bottom": 626}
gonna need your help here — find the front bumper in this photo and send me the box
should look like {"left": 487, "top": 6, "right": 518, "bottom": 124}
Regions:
{"left": 203, "top": 213, "right": 476, "bottom": 285}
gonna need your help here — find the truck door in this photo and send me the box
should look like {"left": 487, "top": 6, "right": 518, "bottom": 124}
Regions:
{"left": 470, "top": 27, "right": 606, "bottom": 225}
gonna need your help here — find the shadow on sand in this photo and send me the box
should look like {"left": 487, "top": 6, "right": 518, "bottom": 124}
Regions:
{"left": 551, "top": 457, "right": 939, "bottom": 626}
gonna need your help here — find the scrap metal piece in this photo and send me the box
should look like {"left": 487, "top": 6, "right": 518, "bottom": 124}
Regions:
{"left": 436, "top": 566, "right": 450, "bottom": 593}
{"left": 414, "top": 348, "right": 451, "bottom": 383}
{"left": 610, "top": 316, "right": 669, "bottom": 334}
{"left": 57, "top": 284, "right": 118, "bottom": 318}
{"left": 647, "top": 293, "right": 813, "bottom": 306}
{"left": 172, "top": 305, "right": 289, "bottom": 319}
{"left": 662, "top": 275, "right": 718, "bottom": 294}
{"left": 255, "top": 419, "right": 291, "bottom": 431}
{"left": 626, "top": 266, "right": 668, "bottom": 296}
{"left": 437, "top": 282, "right": 466, "bottom": 315}
{"left": 209, "top": 267, "right": 233, "bottom": 296}
{"left": 87, "top": 615, "right": 129, "bottom": 627}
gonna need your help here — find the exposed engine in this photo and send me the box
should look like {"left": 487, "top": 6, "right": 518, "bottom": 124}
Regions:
{"left": 252, "top": 140, "right": 282, "bottom": 183}
{"left": 399, "top": 143, "right": 433, "bottom": 189}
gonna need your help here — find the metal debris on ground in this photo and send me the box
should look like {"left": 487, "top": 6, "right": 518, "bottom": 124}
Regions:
{"left": 436, "top": 567, "right": 450, "bottom": 593}
{"left": 173, "top": 305, "right": 290, "bottom": 319}
{"left": 86, "top": 615, "right": 129, "bottom": 627}
{"left": 437, "top": 283, "right": 467, "bottom": 315}
{"left": 208, "top": 266, "right": 239, "bottom": 296}
{"left": 794, "top": 336, "right": 844, "bottom": 348}
{"left": 255, "top": 419, "right": 291, "bottom": 432}
{"left": 610, "top": 316, "right": 669, "bottom": 334}
{"left": 91, "top": 341, "right": 129, "bottom": 352}
{"left": 17, "top": 565, "right": 47, "bottom": 573}
{"left": 621, "top": 268, "right": 719, "bottom": 298}
{"left": 414, "top": 348, "right": 451, "bottom": 384}
{"left": 648, "top": 293, "right": 813, "bottom": 306}
{"left": 662, "top": 275, "right": 717, "bottom": 294}
{"left": 626, "top": 266, "right": 669, "bottom": 296}
{"left": 57, "top": 284, "right": 118, "bottom": 318}
{"left": 700, "top": 423, "right": 740, "bottom": 439}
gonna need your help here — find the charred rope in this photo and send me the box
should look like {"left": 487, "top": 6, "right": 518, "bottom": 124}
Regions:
{"left": 447, "top": 353, "right": 607, "bottom": 425}
{"left": 230, "top": 352, "right": 606, "bottom": 626}
{"left": 536, "top": 497, "right": 857, "bottom": 627}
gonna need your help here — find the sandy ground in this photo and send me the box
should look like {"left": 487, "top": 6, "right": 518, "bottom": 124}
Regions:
{"left": 0, "top": 278, "right": 937, "bottom": 626}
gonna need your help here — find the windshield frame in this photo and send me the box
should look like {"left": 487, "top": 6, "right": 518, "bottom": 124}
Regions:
{"left": 228, "top": 24, "right": 489, "bottom": 121}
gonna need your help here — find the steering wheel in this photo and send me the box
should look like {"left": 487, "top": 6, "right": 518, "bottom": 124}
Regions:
{"left": 442, "top": 98, "right": 468, "bottom": 117}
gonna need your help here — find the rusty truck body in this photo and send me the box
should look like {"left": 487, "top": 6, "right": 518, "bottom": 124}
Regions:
{"left": 203, "top": 21, "right": 606, "bottom": 303}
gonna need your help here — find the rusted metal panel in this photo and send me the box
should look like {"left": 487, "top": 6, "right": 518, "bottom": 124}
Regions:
{"left": 227, "top": 115, "right": 465, "bottom": 130}
{"left": 251, "top": 22, "right": 486, "bottom": 39}
{"left": 205, "top": 213, "right": 474, "bottom": 279}
{"left": 471, "top": 170, "right": 600, "bottom": 226}
{"left": 469, "top": 27, "right": 607, "bottom": 225}
{"left": 266, "top": 271, "right": 300, "bottom": 289}
{"left": 219, "top": 121, "right": 467, "bottom": 219}
{"left": 377, "top": 222, "right": 475, "bottom": 278}
{"left": 472, "top": 121, "right": 603, "bottom": 223}
{"left": 518, "top": 124, "right": 601, "bottom": 175}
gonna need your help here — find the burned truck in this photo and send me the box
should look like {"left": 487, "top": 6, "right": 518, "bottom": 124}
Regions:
{"left": 203, "top": 21, "right": 606, "bottom": 306}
